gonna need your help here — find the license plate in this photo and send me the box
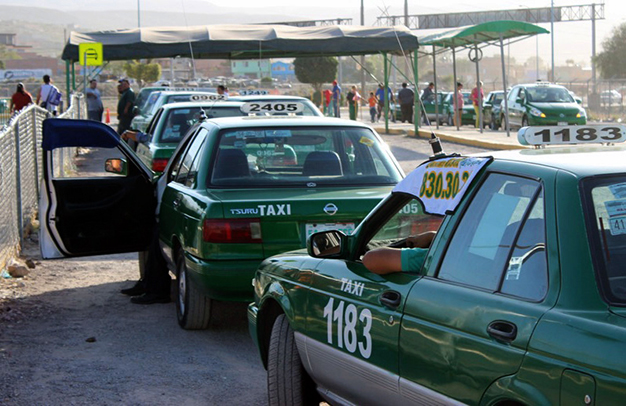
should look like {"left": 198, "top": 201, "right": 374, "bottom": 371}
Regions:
{"left": 305, "top": 222, "right": 355, "bottom": 237}
{"left": 557, "top": 121, "right": 568, "bottom": 126}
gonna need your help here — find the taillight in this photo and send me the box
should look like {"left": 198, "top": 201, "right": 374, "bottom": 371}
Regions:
{"left": 203, "top": 219, "right": 262, "bottom": 243}
{"left": 152, "top": 158, "right": 169, "bottom": 172}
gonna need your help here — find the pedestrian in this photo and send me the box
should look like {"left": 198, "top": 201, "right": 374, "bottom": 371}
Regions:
{"left": 398, "top": 82, "right": 415, "bottom": 123}
{"left": 116, "top": 78, "right": 136, "bottom": 146}
{"left": 85, "top": 79, "right": 104, "bottom": 122}
{"left": 453, "top": 82, "right": 464, "bottom": 128}
{"left": 470, "top": 81, "right": 484, "bottom": 128}
{"left": 323, "top": 88, "right": 332, "bottom": 116}
{"left": 217, "top": 85, "right": 229, "bottom": 97}
{"left": 347, "top": 86, "right": 360, "bottom": 121}
{"left": 375, "top": 83, "right": 396, "bottom": 123}
{"left": 421, "top": 82, "right": 435, "bottom": 103}
{"left": 368, "top": 92, "right": 377, "bottom": 123}
{"left": 36, "top": 74, "right": 60, "bottom": 115}
{"left": 10, "top": 82, "right": 33, "bottom": 113}
{"left": 331, "top": 80, "right": 341, "bottom": 118}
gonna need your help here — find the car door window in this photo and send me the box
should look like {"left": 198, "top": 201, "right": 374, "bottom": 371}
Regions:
{"left": 174, "top": 129, "right": 207, "bottom": 185}
{"left": 438, "top": 173, "right": 542, "bottom": 293}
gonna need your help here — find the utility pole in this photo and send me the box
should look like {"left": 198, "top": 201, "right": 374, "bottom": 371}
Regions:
{"left": 361, "top": 0, "right": 366, "bottom": 105}
{"left": 550, "top": 0, "right": 555, "bottom": 81}
{"left": 137, "top": 0, "right": 141, "bottom": 28}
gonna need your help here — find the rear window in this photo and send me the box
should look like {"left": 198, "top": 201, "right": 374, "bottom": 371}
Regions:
{"left": 583, "top": 175, "right": 626, "bottom": 306}
{"left": 209, "top": 126, "right": 402, "bottom": 188}
{"left": 156, "top": 107, "right": 244, "bottom": 143}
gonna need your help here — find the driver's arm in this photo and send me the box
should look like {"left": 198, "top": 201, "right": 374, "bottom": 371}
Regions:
{"left": 363, "top": 231, "right": 436, "bottom": 275}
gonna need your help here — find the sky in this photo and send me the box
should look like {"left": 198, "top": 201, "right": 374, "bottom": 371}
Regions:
{"left": 0, "top": 0, "right": 623, "bottom": 67}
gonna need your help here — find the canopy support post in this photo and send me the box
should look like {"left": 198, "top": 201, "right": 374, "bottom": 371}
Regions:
{"left": 432, "top": 45, "right": 439, "bottom": 129}
{"left": 384, "top": 52, "right": 389, "bottom": 134}
{"left": 413, "top": 50, "right": 419, "bottom": 135}
{"left": 473, "top": 37, "right": 484, "bottom": 134}
{"left": 452, "top": 48, "right": 459, "bottom": 131}
{"left": 500, "top": 35, "right": 511, "bottom": 137}
{"left": 71, "top": 62, "right": 76, "bottom": 92}
{"left": 65, "top": 60, "right": 71, "bottom": 106}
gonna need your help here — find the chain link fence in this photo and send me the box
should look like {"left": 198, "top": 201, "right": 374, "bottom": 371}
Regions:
{"left": 0, "top": 93, "right": 86, "bottom": 269}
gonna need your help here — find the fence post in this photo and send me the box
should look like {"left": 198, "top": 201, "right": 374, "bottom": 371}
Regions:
{"left": 32, "top": 108, "right": 40, "bottom": 200}
{"left": 14, "top": 120, "right": 24, "bottom": 249}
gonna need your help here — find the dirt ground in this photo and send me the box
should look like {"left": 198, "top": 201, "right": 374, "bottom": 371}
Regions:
{"left": 0, "top": 130, "right": 488, "bottom": 406}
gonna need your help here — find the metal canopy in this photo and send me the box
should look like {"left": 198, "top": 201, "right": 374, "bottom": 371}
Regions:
{"left": 419, "top": 20, "right": 548, "bottom": 48}
{"left": 61, "top": 24, "right": 419, "bottom": 62}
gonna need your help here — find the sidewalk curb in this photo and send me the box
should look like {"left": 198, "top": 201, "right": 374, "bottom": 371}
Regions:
{"left": 373, "top": 126, "right": 529, "bottom": 150}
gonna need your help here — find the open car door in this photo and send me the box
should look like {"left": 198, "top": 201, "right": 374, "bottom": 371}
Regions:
{"left": 40, "top": 119, "right": 157, "bottom": 259}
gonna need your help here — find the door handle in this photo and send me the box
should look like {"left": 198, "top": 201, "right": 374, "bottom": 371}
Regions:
{"left": 379, "top": 290, "right": 401, "bottom": 309}
{"left": 172, "top": 197, "right": 181, "bottom": 208}
{"left": 487, "top": 320, "right": 518, "bottom": 343}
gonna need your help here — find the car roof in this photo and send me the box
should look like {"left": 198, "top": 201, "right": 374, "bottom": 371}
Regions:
{"left": 202, "top": 116, "right": 374, "bottom": 130}
{"left": 484, "top": 145, "right": 626, "bottom": 177}
{"left": 157, "top": 90, "right": 218, "bottom": 96}
{"left": 160, "top": 101, "right": 245, "bottom": 110}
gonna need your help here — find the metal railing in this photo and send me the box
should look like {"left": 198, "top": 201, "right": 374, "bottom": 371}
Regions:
{"left": 0, "top": 93, "right": 86, "bottom": 269}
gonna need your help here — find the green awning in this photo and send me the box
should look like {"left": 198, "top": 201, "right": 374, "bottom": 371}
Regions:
{"left": 419, "top": 20, "right": 549, "bottom": 48}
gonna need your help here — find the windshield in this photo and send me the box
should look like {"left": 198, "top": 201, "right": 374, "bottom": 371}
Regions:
{"left": 526, "top": 87, "right": 575, "bottom": 103}
{"left": 209, "top": 126, "right": 402, "bottom": 188}
{"left": 583, "top": 175, "right": 626, "bottom": 306}
{"left": 156, "top": 107, "right": 245, "bottom": 143}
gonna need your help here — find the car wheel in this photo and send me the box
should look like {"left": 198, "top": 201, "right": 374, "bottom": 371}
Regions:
{"left": 176, "top": 250, "right": 211, "bottom": 330}
{"left": 521, "top": 116, "right": 529, "bottom": 128}
{"left": 267, "top": 314, "right": 318, "bottom": 406}
{"left": 447, "top": 113, "right": 453, "bottom": 126}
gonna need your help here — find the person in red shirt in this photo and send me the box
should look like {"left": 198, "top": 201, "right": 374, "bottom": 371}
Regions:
{"left": 10, "top": 83, "right": 33, "bottom": 113}
{"left": 470, "top": 81, "right": 484, "bottom": 128}
{"left": 323, "top": 88, "right": 332, "bottom": 116}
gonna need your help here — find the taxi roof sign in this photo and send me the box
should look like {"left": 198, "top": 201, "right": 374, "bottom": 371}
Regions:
{"left": 518, "top": 124, "right": 626, "bottom": 146}
{"left": 241, "top": 101, "right": 304, "bottom": 115}
{"left": 79, "top": 43, "right": 103, "bottom": 66}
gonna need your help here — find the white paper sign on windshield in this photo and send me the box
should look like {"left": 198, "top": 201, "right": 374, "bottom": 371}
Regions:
{"left": 393, "top": 156, "right": 491, "bottom": 215}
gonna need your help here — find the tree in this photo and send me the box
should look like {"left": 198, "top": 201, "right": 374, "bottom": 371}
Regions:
{"left": 596, "top": 23, "right": 626, "bottom": 79}
{"left": 293, "top": 56, "right": 338, "bottom": 104}
{"left": 0, "top": 45, "right": 20, "bottom": 69}
{"left": 123, "top": 60, "right": 162, "bottom": 87}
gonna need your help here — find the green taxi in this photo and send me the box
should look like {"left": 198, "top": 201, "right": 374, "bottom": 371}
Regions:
{"left": 503, "top": 83, "right": 587, "bottom": 129}
{"left": 39, "top": 112, "right": 404, "bottom": 330}
{"left": 248, "top": 124, "right": 626, "bottom": 405}
{"left": 130, "top": 90, "right": 219, "bottom": 132}
{"left": 135, "top": 101, "right": 246, "bottom": 173}
{"left": 442, "top": 91, "right": 475, "bottom": 126}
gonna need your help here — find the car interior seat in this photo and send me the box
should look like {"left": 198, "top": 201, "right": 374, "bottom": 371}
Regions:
{"left": 213, "top": 149, "right": 250, "bottom": 179}
{"left": 302, "top": 151, "right": 343, "bottom": 176}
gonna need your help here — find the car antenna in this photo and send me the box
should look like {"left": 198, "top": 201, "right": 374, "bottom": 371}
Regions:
{"left": 198, "top": 108, "right": 208, "bottom": 122}
{"left": 429, "top": 131, "right": 446, "bottom": 157}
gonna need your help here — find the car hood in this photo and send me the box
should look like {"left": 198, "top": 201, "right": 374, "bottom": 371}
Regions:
{"left": 529, "top": 102, "right": 581, "bottom": 113}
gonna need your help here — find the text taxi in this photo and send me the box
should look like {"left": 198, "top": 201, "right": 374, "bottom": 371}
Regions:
{"left": 248, "top": 123, "right": 626, "bottom": 405}
{"left": 39, "top": 102, "right": 404, "bottom": 330}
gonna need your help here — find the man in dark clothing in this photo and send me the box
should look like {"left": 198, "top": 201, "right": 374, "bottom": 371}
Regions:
{"left": 116, "top": 78, "right": 136, "bottom": 132}
{"left": 398, "top": 82, "right": 415, "bottom": 123}
{"left": 421, "top": 82, "right": 435, "bottom": 103}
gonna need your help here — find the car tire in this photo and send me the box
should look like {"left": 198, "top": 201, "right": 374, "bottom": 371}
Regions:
{"left": 267, "top": 314, "right": 318, "bottom": 406}
{"left": 447, "top": 113, "right": 453, "bottom": 126}
{"left": 175, "top": 250, "right": 211, "bottom": 330}
{"left": 521, "top": 116, "right": 529, "bottom": 128}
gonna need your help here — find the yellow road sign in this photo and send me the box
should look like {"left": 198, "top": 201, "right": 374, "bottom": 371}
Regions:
{"left": 79, "top": 43, "right": 103, "bottom": 66}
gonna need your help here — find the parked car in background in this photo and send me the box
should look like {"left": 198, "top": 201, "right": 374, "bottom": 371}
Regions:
{"left": 483, "top": 90, "right": 504, "bottom": 130}
{"left": 600, "top": 90, "right": 622, "bottom": 105}
{"left": 442, "top": 91, "right": 474, "bottom": 126}
{"left": 503, "top": 83, "right": 586, "bottom": 129}
{"left": 135, "top": 101, "right": 246, "bottom": 173}
{"left": 131, "top": 90, "right": 219, "bottom": 133}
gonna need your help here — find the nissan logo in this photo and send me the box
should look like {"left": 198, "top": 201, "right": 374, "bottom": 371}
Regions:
{"left": 324, "top": 203, "right": 338, "bottom": 216}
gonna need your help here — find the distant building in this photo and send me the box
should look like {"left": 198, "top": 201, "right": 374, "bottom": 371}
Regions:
{"left": 231, "top": 60, "right": 272, "bottom": 79}
{"left": 0, "top": 33, "right": 17, "bottom": 46}
{"left": 271, "top": 61, "right": 295, "bottom": 81}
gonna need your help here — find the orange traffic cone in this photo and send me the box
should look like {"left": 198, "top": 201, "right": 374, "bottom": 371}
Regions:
{"left": 105, "top": 107, "right": 111, "bottom": 124}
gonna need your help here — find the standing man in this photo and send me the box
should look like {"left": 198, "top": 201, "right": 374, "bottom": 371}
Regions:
{"left": 347, "top": 86, "right": 361, "bottom": 121}
{"left": 376, "top": 83, "right": 396, "bottom": 123}
{"left": 117, "top": 78, "right": 135, "bottom": 133}
{"left": 85, "top": 79, "right": 104, "bottom": 122}
{"left": 453, "top": 82, "right": 464, "bottom": 128}
{"left": 36, "top": 75, "right": 58, "bottom": 115}
{"left": 331, "top": 80, "right": 341, "bottom": 118}
{"left": 421, "top": 82, "right": 435, "bottom": 103}
{"left": 470, "top": 81, "right": 484, "bottom": 128}
{"left": 398, "top": 82, "right": 415, "bottom": 124}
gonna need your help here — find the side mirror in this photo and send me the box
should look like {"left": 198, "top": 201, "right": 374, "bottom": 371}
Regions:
{"left": 132, "top": 106, "right": 140, "bottom": 115}
{"left": 575, "top": 98, "right": 582, "bottom": 105}
{"left": 307, "top": 230, "right": 346, "bottom": 258}
{"left": 516, "top": 98, "right": 523, "bottom": 104}
{"left": 105, "top": 158, "right": 127, "bottom": 175}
